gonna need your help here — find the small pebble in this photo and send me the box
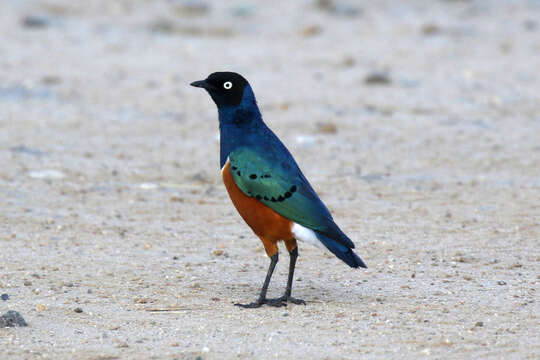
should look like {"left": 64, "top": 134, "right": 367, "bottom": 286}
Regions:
{"left": 315, "top": 0, "right": 361, "bottom": 17}
{"left": 340, "top": 55, "right": 355, "bottom": 68}
{"left": 74, "top": 307, "right": 83, "bottom": 313}
{"left": 316, "top": 122, "right": 338, "bottom": 134}
{"left": 139, "top": 183, "right": 158, "bottom": 190}
{"left": 173, "top": 0, "right": 209, "bottom": 17}
{"left": 475, "top": 321, "right": 484, "bottom": 327}
{"left": 422, "top": 23, "right": 440, "bottom": 35}
{"left": 332, "top": 3, "right": 360, "bottom": 17}
{"left": 10, "top": 145, "right": 43, "bottom": 156}
{"left": 279, "top": 102, "right": 291, "bottom": 111}
{"left": 148, "top": 19, "right": 175, "bottom": 34}
{"left": 42, "top": 76, "right": 61, "bottom": 85}
{"left": 301, "top": 25, "right": 323, "bottom": 37}
{"left": 523, "top": 19, "right": 537, "bottom": 31}
{"left": 0, "top": 310, "right": 28, "bottom": 327}
{"left": 1, "top": 294, "right": 8, "bottom": 301}
{"left": 456, "top": 255, "right": 475, "bottom": 263}
{"left": 230, "top": 4, "right": 255, "bottom": 18}
{"left": 295, "top": 135, "right": 317, "bottom": 147}
{"left": 22, "top": 15, "right": 49, "bottom": 29}
{"left": 497, "top": 281, "right": 507, "bottom": 285}
{"left": 29, "top": 170, "right": 65, "bottom": 179}
{"left": 364, "top": 71, "right": 391, "bottom": 85}
{"left": 361, "top": 173, "right": 385, "bottom": 183}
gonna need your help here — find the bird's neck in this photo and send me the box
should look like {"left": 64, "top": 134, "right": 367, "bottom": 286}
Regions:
{"left": 217, "top": 85, "right": 261, "bottom": 124}
{"left": 218, "top": 90, "right": 265, "bottom": 168}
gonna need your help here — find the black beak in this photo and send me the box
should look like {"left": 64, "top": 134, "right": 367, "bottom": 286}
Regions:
{"left": 191, "top": 79, "right": 219, "bottom": 91}
{"left": 190, "top": 80, "right": 207, "bottom": 88}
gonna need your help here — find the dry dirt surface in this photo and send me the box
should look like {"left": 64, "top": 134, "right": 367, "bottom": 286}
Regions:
{"left": 1, "top": 0, "right": 539, "bottom": 359}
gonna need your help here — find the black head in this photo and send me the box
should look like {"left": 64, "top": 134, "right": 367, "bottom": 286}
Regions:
{"left": 191, "top": 72, "right": 249, "bottom": 107}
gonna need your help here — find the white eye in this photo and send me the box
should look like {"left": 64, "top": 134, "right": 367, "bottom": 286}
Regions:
{"left": 223, "top": 81, "right": 233, "bottom": 89}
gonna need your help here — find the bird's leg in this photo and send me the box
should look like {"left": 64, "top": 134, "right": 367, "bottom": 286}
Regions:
{"left": 235, "top": 253, "right": 284, "bottom": 308}
{"left": 283, "top": 247, "right": 306, "bottom": 304}
{"left": 269, "top": 247, "right": 306, "bottom": 305}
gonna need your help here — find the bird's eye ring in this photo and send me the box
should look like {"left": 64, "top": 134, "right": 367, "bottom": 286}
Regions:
{"left": 223, "top": 81, "right": 233, "bottom": 90}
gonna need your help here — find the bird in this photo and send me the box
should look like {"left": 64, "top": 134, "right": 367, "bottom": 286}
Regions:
{"left": 191, "top": 72, "right": 366, "bottom": 308}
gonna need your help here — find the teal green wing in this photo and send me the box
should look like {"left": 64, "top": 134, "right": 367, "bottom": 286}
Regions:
{"left": 228, "top": 147, "right": 354, "bottom": 248}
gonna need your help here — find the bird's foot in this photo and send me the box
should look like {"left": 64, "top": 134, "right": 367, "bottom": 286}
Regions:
{"left": 234, "top": 297, "right": 287, "bottom": 309}
{"left": 286, "top": 296, "right": 306, "bottom": 305}
{"left": 268, "top": 294, "right": 306, "bottom": 306}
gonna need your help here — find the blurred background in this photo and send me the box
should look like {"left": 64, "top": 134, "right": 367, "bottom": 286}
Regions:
{"left": 2, "top": 0, "right": 539, "bottom": 185}
{"left": 1, "top": 0, "right": 539, "bottom": 359}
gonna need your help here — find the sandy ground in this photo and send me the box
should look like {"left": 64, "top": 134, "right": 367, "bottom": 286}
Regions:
{"left": 1, "top": 0, "right": 539, "bottom": 359}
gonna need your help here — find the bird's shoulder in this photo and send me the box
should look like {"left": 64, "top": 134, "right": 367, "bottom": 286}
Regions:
{"left": 228, "top": 143, "right": 299, "bottom": 184}
{"left": 228, "top": 145, "right": 334, "bottom": 223}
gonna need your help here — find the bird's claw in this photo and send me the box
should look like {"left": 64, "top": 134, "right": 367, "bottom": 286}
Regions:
{"left": 286, "top": 296, "right": 306, "bottom": 305}
{"left": 234, "top": 301, "right": 264, "bottom": 309}
{"left": 235, "top": 295, "right": 305, "bottom": 309}
{"left": 234, "top": 297, "right": 287, "bottom": 308}
{"left": 265, "top": 298, "right": 287, "bottom": 307}
{"left": 269, "top": 295, "right": 306, "bottom": 305}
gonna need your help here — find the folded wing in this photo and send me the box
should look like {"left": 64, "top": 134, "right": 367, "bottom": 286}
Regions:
{"left": 229, "top": 147, "right": 355, "bottom": 249}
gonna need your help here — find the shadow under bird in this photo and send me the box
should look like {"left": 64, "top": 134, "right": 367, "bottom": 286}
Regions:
{"left": 191, "top": 72, "right": 366, "bottom": 308}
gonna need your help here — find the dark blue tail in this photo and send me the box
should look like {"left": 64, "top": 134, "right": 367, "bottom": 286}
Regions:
{"left": 315, "top": 231, "right": 367, "bottom": 268}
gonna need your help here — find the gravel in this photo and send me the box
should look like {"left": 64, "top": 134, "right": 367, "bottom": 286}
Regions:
{"left": 0, "top": 0, "right": 538, "bottom": 359}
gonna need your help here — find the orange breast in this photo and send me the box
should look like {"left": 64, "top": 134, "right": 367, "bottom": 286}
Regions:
{"left": 222, "top": 160, "right": 294, "bottom": 255}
